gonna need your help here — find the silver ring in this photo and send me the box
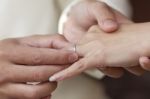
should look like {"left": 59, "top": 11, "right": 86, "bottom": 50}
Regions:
{"left": 73, "top": 44, "right": 77, "bottom": 53}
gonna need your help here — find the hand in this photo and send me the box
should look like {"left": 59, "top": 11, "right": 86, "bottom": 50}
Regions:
{"left": 0, "top": 34, "right": 78, "bottom": 99}
{"left": 63, "top": 0, "right": 132, "bottom": 43}
{"left": 63, "top": 0, "right": 139, "bottom": 78}
{"left": 50, "top": 23, "right": 150, "bottom": 81}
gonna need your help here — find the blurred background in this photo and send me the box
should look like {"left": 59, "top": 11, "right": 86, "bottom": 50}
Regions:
{"left": 101, "top": 0, "right": 150, "bottom": 99}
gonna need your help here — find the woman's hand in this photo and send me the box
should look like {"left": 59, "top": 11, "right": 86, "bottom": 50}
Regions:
{"left": 50, "top": 23, "right": 150, "bottom": 81}
{"left": 63, "top": 0, "right": 136, "bottom": 78}
{"left": 0, "top": 34, "right": 78, "bottom": 99}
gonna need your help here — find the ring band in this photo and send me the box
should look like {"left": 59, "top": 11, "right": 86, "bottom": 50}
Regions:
{"left": 73, "top": 44, "right": 77, "bottom": 53}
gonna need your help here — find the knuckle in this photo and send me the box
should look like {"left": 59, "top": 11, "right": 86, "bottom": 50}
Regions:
{"left": 0, "top": 49, "right": 7, "bottom": 59}
{"left": 32, "top": 54, "right": 43, "bottom": 64}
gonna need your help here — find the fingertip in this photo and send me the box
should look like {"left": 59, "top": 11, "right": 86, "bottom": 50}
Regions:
{"left": 68, "top": 53, "right": 79, "bottom": 63}
{"left": 63, "top": 45, "right": 79, "bottom": 63}
{"left": 49, "top": 60, "right": 87, "bottom": 82}
{"left": 100, "top": 19, "right": 118, "bottom": 33}
{"left": 139, "top": 56, "right": 150, "bottom": 71}
{"left": 49, "top": 72, "right": 66, "bottom": 82}
{"left": 49, "top": 76, "right": 58, "bottom": 82}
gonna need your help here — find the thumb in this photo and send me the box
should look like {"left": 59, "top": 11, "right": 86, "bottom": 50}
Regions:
{"left": 90, "top": 2, "right": 118, "bottom": 32}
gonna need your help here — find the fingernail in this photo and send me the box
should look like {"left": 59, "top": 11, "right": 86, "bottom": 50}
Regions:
{"left": 69, "top": 53, "right": 78, "bottom": 63}
{"left": 49, "top": 76, "right": 57, "bottom": 82}
{"left": 49, "top": 74, "right": 64, "bottom": 82}
{"left": 103, "top": 19, "right": 118, "bottom": 30}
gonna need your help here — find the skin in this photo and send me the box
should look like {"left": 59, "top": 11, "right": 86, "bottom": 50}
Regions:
{"left": 0, "top": 34, "right": 78, "bottom": 99}
{"left": 63, "top": 0, "right": 145, "bottom": 78}
{"left": 50, "top": 22, "right": 150, "bottom": 81}
{"left": 1, "top": 1, "right": 147, "bottom": 98}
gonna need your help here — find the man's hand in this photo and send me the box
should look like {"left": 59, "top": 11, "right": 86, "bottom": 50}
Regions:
{"left": 63, "top": 0, "right": 131, "bottom": 43}
{"left": 0, "top": 34, "right": 78, "bottom": 99}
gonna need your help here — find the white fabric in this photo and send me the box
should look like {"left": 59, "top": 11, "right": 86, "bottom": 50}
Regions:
{"left": 0, "top": 0, "right": 60, "bottom": 39}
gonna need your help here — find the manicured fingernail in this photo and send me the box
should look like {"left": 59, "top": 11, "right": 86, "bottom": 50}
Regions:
{"left": 69, "top": 53, "right": 78, "bottom": 63}
{"left": 49, "top": 74, "right": 63, "bottom": 82}
{"left": 49, "top": 76, "right": 57, "bottom": 82}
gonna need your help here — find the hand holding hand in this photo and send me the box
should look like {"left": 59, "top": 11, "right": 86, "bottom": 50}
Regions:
{"left": 50, "top": 23, "right": 150, "bottom": 81}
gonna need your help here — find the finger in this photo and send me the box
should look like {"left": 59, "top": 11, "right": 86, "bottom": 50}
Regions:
{"left": 99, "top": 67, "right": 124, "bottom": 78}
{"left": 49, "top": 57, "right": 99, "bottom": 81}
{"left": 90, "top": 1, "right": 118, "bottom": 32}
{"left": 8, "top": 45, "right": 78, "bottom": 65}
{"left": 139, "top": 56, "right": 150, "bottom": 71}
{"left": 125, "top": 66, "right": 146, "bottom": 76}
{"left": 0, "top": 82, "right": 56, "bottom": 99}
{"left": 7, "top": 65, "right": 66, "bottom": 82}
{"left": 19, "top": 34, "right": 71, "bottom": 49}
